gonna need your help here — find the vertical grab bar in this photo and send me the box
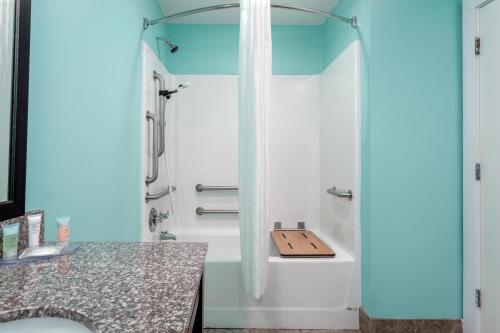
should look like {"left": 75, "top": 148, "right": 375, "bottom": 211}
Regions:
{"left": 146, "top": 111, "right": 159, "bottom": 185}
{"left": 153, "top": 71, "right": 166, "bottom": 157}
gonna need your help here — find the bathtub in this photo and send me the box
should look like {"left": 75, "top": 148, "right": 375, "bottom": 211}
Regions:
{"left": 172, "top": 229, "right": 360, "bottom": 330}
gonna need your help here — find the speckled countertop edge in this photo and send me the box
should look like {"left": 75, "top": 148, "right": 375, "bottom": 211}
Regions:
{"left": 0, "top": 242, "right": 208, "bottom": 333}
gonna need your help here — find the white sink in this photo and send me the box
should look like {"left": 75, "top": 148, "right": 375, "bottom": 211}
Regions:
{"left": 0, "top": 317, "right": 93, "bottom": 333}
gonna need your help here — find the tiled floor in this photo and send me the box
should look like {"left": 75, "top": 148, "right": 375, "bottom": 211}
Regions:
{"left": 205, "top": 329, "right": 360, "bottom": 333}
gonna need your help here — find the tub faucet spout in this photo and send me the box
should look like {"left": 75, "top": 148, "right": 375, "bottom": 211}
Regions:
{"left": 160, "top": 231, "right": 176, "bottom": 241}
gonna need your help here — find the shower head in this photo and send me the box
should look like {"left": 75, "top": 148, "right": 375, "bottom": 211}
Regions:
{"left": 158, "top": 83, "right": 190, "bottom": 99}
{"left": 156, "top": 37, "right": 179, "bottom": 53}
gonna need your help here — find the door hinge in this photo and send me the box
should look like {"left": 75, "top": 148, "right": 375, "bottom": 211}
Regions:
{"left": 475, "top": 163, "right": 481, "bottom": 181}
{"left": 475, "top": 37, "right": 481, "bottom": 55}
{"left": 475, "top": 289, "right": 481, "bottom": 308}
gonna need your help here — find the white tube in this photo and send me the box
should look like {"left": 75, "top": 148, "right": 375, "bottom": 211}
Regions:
{"left": 27, "top": 213, "right": 42, "bottom": 248}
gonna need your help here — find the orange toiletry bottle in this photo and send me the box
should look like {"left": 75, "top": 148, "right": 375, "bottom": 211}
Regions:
{"left": 56, "top": 216, "right": 70, "bottom": 246}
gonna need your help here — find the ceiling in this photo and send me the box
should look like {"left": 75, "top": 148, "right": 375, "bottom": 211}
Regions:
{"left": 157, "top": 0, "right": 339, "bottom": 25}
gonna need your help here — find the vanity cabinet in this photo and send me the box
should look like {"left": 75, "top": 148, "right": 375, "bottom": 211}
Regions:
{"left": 188, "top": 275, "right": 203, "bottom": 333}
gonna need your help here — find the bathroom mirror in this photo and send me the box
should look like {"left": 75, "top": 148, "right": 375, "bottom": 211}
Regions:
{"left": 0, "top": 0, "right": 31, "bottom": 221}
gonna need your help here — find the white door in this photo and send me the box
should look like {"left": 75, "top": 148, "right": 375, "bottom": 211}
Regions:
{"left": 479, "top": 1, "right": 500, "bottom": 332}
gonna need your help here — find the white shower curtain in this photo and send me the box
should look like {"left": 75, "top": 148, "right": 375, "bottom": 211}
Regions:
{"left": 238, "top": 0, "right": 272, "bottom": 299}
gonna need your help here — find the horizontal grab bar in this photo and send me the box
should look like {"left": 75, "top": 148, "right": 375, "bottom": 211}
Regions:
{"left": 326, "top": 186, "right": 353, "bottom": 201}
{"left": 195, "top": 184, "right": 238, "bottom": 192}
{"left": 146, "top": 186, "right": 176, "bottom": 203}
{"left": 196, "top": 207, "right": 239, "bottom": 216}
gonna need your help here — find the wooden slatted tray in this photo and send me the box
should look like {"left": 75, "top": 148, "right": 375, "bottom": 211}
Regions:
{"left": 271, "top": 230, "right": 336, "bottom": 258}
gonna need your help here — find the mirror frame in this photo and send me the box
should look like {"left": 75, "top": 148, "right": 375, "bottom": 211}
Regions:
{"left": 0, "top": 0, "right": 31, "bottom": 221}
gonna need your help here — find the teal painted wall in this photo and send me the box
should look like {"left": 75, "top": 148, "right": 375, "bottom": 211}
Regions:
{"left": 26, "top": 0, "right": 168, "bottom": 241}
{"left": 366, "top": 0, "right": 462, "bottom": 319}
{"left": 162, "top": 24, "right": 324, "bottom": 74}
{"left": 324, "top": 0, "right": 462, "bottom": 319}
{"left": 25, "top": 0, "right": 463, "bottom": 320}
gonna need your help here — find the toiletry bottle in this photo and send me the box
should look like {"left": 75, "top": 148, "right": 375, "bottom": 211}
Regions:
{"left": 2, "top": 223, "right": 19, "bottom": 260}
{"left": 27, "top": 213, "right": 42, "bottom": 247}
{"left": 56, "top": 216, "right": 70, "bottom": 246}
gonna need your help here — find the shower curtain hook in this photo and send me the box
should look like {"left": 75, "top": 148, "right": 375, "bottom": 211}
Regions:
{"left": 351, "top": 16, "right": 358, "bottom": 28}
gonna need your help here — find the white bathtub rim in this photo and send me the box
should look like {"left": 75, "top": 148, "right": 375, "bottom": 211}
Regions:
{"left": 168, "top": 229, "right": 355, "bottom": 263}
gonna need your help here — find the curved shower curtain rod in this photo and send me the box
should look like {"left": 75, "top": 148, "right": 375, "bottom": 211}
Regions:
{"left": 143, "top": 3, "right": 358, "bottom": 30}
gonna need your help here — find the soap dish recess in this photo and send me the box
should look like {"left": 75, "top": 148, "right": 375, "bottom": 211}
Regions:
{"left": 0, "top": 243, "right": 81, "bottom": 266}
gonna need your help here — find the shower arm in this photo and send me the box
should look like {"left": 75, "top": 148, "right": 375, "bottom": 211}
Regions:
{"left": 143, "top": 3, "right": 357, "bottom": 30}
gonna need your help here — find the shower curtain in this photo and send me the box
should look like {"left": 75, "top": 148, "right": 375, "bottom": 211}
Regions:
{"left": 238, "top": 0, "right": 272, "bottom": 299}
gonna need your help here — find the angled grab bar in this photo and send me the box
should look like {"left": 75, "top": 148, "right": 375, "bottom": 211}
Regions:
{"left": 146, "top": 111, "right": 159, "bottom": 185}
{"left": 145, "top": 186, "right": 176, "bottom": 203}
{"left": 326, "top": 186, "right": 353, "bottom": 201}
{"left": 195, "top": 184, "right": 238, "bottom": 192}
{"left": 196, "top": 207, "right": 239, "bottom": 215}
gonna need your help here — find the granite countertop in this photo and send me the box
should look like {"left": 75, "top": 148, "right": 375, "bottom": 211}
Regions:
{"left": 0, "top": 242, "right": 208, "bottom": 333}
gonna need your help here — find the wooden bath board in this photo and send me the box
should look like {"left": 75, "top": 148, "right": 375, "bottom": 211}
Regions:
{"left": 271, "top": 223, "right": 336, "bottom": 258}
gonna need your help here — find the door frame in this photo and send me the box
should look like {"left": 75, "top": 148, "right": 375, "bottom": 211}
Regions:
{"left": 463, "top": 1, "right": 498, "bottom": 332}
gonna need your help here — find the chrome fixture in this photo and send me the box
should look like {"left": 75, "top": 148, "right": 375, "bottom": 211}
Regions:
{"left": 149, "top": 208, "right": 158, "bottom": 232}
{"left": 195, "top": 184, "right": 238, "bottom": 192}
{"left": 145, "top": 111, "right": 159, "bottom": 185}
{"left": 144, "top": 4, "right": 357, "bottom": 29}
{"left": 153, "top": 71, "right": 166, "bottom": 156}
{"left": 149, "top": 208, "right": 169, "bottom": 232}
{"left": 150, "top": 208, "right": 176, "bottom": 240}
{"left": 159, "top": 83, "right": 190, "bottom": 100}
{"left": 156, "top": 37, "right": 179, "bottom": 53}
{"left": 160, "top": 230, "right": 177, "bottom": 241}
{"left": 274, "top": 222, "right": 306, "bottom": 230}
{"left": 145, "top": 186, "right": 176, "bottom": 203}
{"left": 326, "top": 186, "right": 353, "bottom": 201}
{"left": 196, "top": 207, "right": 239, "bottom": 215}
{"left": 156, "top": 210, "right": 169, "bottom": 224}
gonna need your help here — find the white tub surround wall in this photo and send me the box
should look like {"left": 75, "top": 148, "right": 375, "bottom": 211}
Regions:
{"left": 319, "top": 40, "right": 361, "bottom": 312}
{"left": 142, "top": 41, "right": 361, "bottom": 330}
{"left": 269, "top": 76, "right": 321, "bottom": 229}
{"left": 320, "top": 41, "right": 360, "bottom": 256}
{"left": 141, "top": 43, "right": 177, "bottom": 242}
{"left": 170, "top": 75, "right": 321, "bottom": 233}
{"left": 170, "top": 75, "right": 239, "bottom": 232}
